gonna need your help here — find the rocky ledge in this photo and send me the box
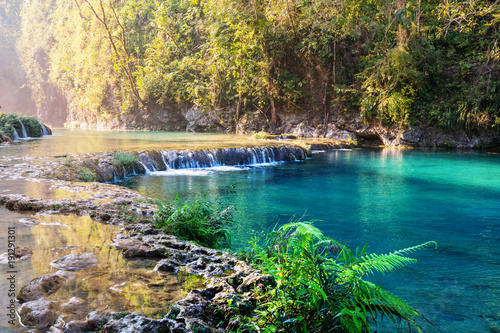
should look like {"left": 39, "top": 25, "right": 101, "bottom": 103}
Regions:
{"left": 1, "top": 182, "right": 274, "bottom": 332}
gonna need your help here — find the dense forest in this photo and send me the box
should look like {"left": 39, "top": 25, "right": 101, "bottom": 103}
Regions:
{"left": 1, "top": 0, "right": 500, "bottom": 144}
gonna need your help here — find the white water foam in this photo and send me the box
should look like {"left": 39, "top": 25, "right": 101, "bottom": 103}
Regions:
{"left": 146, "top": 162, "right": 286, "bottom": 176}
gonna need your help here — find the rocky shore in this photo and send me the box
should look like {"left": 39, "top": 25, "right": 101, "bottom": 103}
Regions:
{"left": 1, "top": 181, "right": 276, "bottom": 332}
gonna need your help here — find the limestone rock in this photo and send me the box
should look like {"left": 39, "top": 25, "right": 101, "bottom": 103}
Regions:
{"left": 64, "top": 310, "right": 105, "bottom": 332}
{"left": 18, "top": 298, "right": 60, "bottom": 328}
{"left": 100, "top": 313, "right": 186, "bottom": 333}
{"left": 17, "top": 270, "right": 76, "bottom": 303}
{"left": 50, "top": 252, "right": 97, "bottom": 270}
{"left": 236, "top": 273, "right": 276, "bottom": 293}
{"left": 0, "top": 245, "right": 33, "bottom": 264}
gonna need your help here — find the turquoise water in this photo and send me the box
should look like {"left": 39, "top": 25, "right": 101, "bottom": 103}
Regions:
{"left": 119, "top": 148, "right": 500, "bottom": 332}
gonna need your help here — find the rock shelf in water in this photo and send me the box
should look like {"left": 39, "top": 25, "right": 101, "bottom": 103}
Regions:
{"left": 0, "top": 181, "right": 276, "bottom": 332}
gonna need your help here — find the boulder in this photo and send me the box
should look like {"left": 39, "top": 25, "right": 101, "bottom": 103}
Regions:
{"left": 50, "top": 252, "right": 97, "bottom": 270}
{"left": 18, "top": 298, "right": 60, "bottom": 329}
{"left": 0, "top": 245, "right": 33, "bottom": 264}
{"left": 17, "top": 270, "right": 76, "bottom": 303}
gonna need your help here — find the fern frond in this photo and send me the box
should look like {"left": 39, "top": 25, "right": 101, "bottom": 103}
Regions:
{"left": 281, "top": 221, "right": 324, "bottom": 239}
{"left": 355, "top": 241, "right": 437, "bottom": 275}
{"left": 357, "top": 280, "right": 418, "bottom": 320}
{"left": 390, "top": 241, "right": 438, "bottom": 256}
{"left": 356, "top": 253, "right": 417, "bottom": 275}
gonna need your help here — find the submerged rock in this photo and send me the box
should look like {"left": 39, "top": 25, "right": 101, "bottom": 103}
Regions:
{"left": 18, "top": 298, "right": 60, "bottom": 329}
{"left": 63, "top": 310, "right": 106, "bottom": 332}
{"left": 61, "top": 297, "right": 85, "bottom": 309}
{"left": 17, "top": 270, "right": 76, "bottom": 303}
{"left": 50, "top": 252, "right": 97, "bottom": 270}
{"left": 0, "top": 245, "right": 33, "bottom": 264}
{"left": 100, "top": 313, "right": 186, "bottom": 333}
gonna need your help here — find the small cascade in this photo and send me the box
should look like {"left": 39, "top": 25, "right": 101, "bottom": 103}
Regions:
{"left": 12, "top": 128, "right": 20, "bottom": 140}
{"left": 142, "top": 146, "right": 308, "bottom": 172}
{"left": 40, "top": 121, "right": 49, "bottom": 136}
{"left": 20, "top": 121, "right": 28, "bottom": 138}
{"left": 88, "top": 145, "right": 306, "bottom": 183}
{"left": 139, "top": 161, "right": 152, "bottom": 173}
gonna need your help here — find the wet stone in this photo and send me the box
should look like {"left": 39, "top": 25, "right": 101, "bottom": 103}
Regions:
{"left": 50, "top": 252, "right": 98, "bottom": 270}
{"left": 18, "top": 298, "right": 60, "bottom": 329}
{"left": 155, "top": 259, "right": 177, "bottom": 273}
{"left": 17, "top": 270, "right": 76, "bottom": 303}
{"left": 100, "top": 313, "right": 186, "bottom": 333}
{"left": 0, "top": 245, "right": 33, "bottom": 264}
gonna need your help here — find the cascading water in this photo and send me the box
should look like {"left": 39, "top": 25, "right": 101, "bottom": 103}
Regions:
{"left": 88, "top": 146, "right": 307, "bottom": 183}
{"left": 40, "top": 121, "right": 49, "bottom": 136}
{"left": 20, "top": 121, "right": 28, "bottom": 138}
{"left": 12, "top": 128, "right": 20, "bottom": 140}
{"left": 148, "top": 146, "right": 306, "bottom": 173}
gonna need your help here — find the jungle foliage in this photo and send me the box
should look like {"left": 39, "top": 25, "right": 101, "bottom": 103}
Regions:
{"left": 154, "top": 196, "right": 235, "bottom": 249}
{"left": 239, "top": 222, "right": 437, "bottom": 332}
{"left": 6, "top": 0, "right": 500, "bottom": 132}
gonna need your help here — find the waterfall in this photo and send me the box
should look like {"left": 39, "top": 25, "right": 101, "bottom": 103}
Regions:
{"left": 12, "top": 128, "right": 20, "bottom": 140}
{"left": 40, "top": 121, "right": 49, "bottom": 136}
{"left": 139, "top": 161, "right": 152, "bottom": 173}
{"left": 20, "top": 121, "right": 28, "bottom": 138}
{"left": 89, "top": 145, "right": 306, "bottom": 182}
{"left": 151, "top": 146, "right": 306, "bottom": 171}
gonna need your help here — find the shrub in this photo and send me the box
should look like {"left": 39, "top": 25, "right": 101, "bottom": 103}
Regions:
{"left": 113, "top": 151, "right": 139, "bottom": 167}
{"left": 77, "top": 167, "right": 97, "bottom": 182}
{"left": 346, "top": 134, "right": 358, "bottom": 146}
{"left": 154, "top": 196, "right": 234, "bottom": 249}
{"left": 21, "top": 116, "right": 43, "bottom": 137}
{"left": 252, "top": 130, "right": 270, "bottom": 140}
{"left": 240, "top": 222, "right": 436, "bottom": 332}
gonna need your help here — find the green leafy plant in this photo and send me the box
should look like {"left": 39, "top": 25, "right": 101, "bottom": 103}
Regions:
{"left": 346, "top": 134, "right": 358, "bottom": 146}
{"left": 77, "top": 166, "right": 97, "bottom": 182}
{"left": 241, "top": 222, "right": 436, "bottom": 332}
{"left": 113, "top": 151, "right": 139, "bottom": 167}
{"left": 252, "top": 130, "right": 270, "bottom": 140}
{"left": 112, "top": 311, "right": 130, "bottom": 320}
{"left": 154, "top": 196, "right": 234, "bottom": 249}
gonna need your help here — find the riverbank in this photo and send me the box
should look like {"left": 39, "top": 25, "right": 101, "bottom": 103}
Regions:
{"left": 0, "top": 180, "right": 276, "bottom": 332}
{"left": 0, "top": 136, "right": 338, "bottom": 332}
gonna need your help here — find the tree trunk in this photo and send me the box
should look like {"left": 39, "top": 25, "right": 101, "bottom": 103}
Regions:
{"left": 397, "top": 0, "right": 407, "bottom": 44}
{"left": 270, "top": 95, "right": 277, "bottom": 130}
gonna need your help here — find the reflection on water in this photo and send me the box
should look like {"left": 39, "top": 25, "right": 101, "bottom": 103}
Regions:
{"left": 0, "top": 128, "right": 265, "bottom": 160}
{"left": 119, "top": 148, "right": 500, "bottom": 332}
{"left": 0, "top": 212, "right": 204, "bottom": 332}
{"left": 0, "top": 179, "right": 95, "bottom": 200}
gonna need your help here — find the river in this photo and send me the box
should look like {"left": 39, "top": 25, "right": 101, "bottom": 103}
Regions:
{"left": 1, "top": 129, "right": 500, "bottom": 332}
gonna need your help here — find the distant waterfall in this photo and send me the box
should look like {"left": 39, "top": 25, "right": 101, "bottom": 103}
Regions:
{"left": 40, "top": 121, "right": 49, "bottom": 136}
{"left": 20, "top": 121, "right": 28, "bottom": 138}
{"left": 12, "top": 128, "right": 20, "bottom": 140}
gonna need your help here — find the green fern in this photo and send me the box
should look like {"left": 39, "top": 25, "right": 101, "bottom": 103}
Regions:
{"left": 242, "top": 221, "right": 436, "bottom": 332}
